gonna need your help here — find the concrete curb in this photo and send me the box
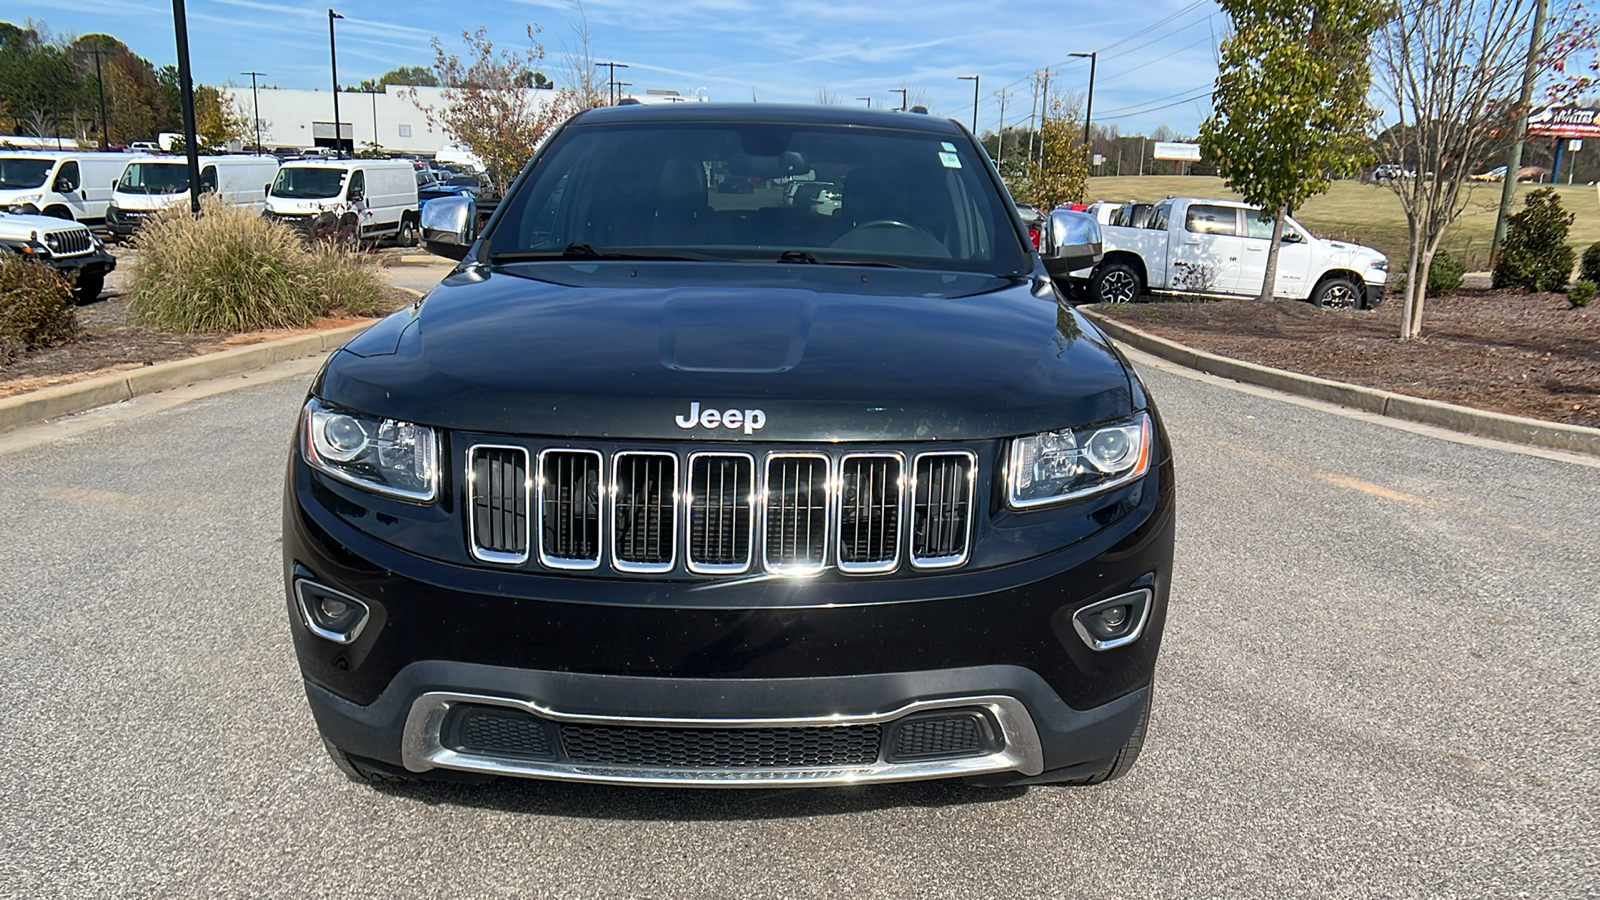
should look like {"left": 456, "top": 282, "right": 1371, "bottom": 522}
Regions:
{"left": 0, "top": 322, "right": 375, "bottom": 434}
{"left": 1082, "top": 308, "right": 1600, "bottom": 458}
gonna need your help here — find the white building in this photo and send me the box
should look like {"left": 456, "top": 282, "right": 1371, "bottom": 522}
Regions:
{"left": 221, "top": 84, "right": 705, "bottom": 157}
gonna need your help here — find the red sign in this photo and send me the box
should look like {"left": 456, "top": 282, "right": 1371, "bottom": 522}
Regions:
{"left": 1527, "top": 107, "right": 1600, "bottom": 139}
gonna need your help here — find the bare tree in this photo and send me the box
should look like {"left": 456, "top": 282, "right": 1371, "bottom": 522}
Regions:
{"left": 815, "top": 87, "right": 841, "bottom": 105}
{"left": 1374, "top": 0, "right": 1594, "bottom": 339}
{"left": 557, "top": 0, "right": 607, "bottom": 109}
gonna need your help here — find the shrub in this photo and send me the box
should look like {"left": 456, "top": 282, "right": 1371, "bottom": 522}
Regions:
{"left": 1425, "top": 249, "right": 1464, "bottom": 296}
{"left": 0, "top": 256, "right": 79, "bottom": 364}
{"left": 1492, "top": 188, "right": 1575, "bottom": 292}
{"left": 126, "top": 197, "right": 390, "bottom": 333}
{"left": 1581, "top": 241, "right": 1600, "bottom": 284}
{"left": 1569, "top": 280, "right": 1596, "bottom": 309}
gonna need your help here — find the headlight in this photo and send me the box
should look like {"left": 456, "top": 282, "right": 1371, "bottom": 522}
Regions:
{"left": 1371, "top": 258, "right": 1388, "bottom": 272}
{"left": 1007, "top": 412, "right": 1152, "bottom": 508}
{"left": 302, "top": 398, "right": 439, "bottom": 502}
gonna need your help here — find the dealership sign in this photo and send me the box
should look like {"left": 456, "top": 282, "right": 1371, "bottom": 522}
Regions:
{"left": 1527, "top": 107, "right": 1600, "bottom": 139}
{"left": 1152, "top": 142, "right": 1202, "bottom": 162}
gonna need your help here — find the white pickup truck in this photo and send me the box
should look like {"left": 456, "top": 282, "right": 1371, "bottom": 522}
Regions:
{"left": 1083, "top": 197, "right": 1388, "bottom": 309}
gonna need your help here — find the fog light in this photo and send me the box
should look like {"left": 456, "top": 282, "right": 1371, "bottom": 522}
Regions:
{"left": 295, "top": 579, "right": 372, "bottom": 644}
{"left": 1071, "top": 589, "right": 1152, "bottom": 651}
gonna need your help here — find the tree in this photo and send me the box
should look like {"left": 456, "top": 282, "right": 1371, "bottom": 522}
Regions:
{"left": 1374, "top": 0, "right": 1595, "bottom": 339}
{"left": 1013, "top": 97, "right": 1089, "bottom": 211}
{"left": 411, "top": 26, "right": 580, "bottom": 192}
{"left": 379, "top": 65, "right": 438, "bottom": 87}
{"left": 1201, "top": 0, "right": 1392, "bottom": 302}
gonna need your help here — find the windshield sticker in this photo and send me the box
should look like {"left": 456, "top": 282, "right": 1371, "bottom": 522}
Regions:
{"left": 941, "top": 142, "right": 957, "bottom": 152}
{"left": 938, "top": 151, "right": 962, "bottom": 169}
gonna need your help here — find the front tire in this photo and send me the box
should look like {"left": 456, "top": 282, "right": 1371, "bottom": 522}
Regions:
{"left": 396, "top": 216, "right": 418, "bottom": 248}
{"left": 1063, "top": 685, "right": 1152, "bottom": 785}
{"left": 1311, "top": 277, "right": 1363, "bottom": 309}
{"left": 73, "top": 273, "right": 105, "bottom": 304}
{"left": 1093, "top": 262, "right": 1142, "bottom": 305}
{"left": 322, "top": 739, "right": 415, "bottom": 785}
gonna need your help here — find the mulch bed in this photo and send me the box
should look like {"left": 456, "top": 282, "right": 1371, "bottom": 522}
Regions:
{"left": 0, "top": 286, "right": 415, "bottom": 399}
{"left": 1091, "top": 289, "right": 1600, "bottom": 429}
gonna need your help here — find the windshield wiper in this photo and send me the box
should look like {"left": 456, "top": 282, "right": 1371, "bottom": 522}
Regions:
{"left": 773, "top": 250, "right": 905, "bottom": 268}
{"left": 490, "top": 244, "right": 718, "bottom": 262}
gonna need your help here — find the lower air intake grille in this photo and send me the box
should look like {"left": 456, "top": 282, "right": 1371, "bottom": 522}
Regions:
{"left": 469, "top": 446, "right": 529, "bottom": 563}
{"left": 540, "top": 449, "right": 603, "bottom": 567}
{"left": 765, "top": 455, "right": 829, "bottom": 573}
{"left": 612, "top": 452, "right": 677, "bottom": 571}
{"left": 687, "top": 454, "right": 754, "bottom": 572}
{"left": 559, "top": 723, "right": 883, "bottom": 769}
{"left": 838, "top": 454, "right": 902, "bottom": 572}
{"left": 890, "top": 713, "right": 990, "bottom": 760}
{"left": 442, "top": 706, "right": 557, "bottom": 760}
{"left": 911, "top": 452, "right": 975, "bottom": 567}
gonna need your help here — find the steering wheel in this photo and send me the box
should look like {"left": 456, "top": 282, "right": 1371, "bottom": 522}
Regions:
{"left": 850, "top": 219, "right": 918, "bottom": 232}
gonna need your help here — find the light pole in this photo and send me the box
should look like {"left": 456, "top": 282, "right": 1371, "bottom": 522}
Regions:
{"left": 890, "top": 88, "right": 907, "bottom": 111}
{"left": 369, "top": 87, "right": 379, "bottom": 153}
{"left": 1069, "top": 52, "right": 1097, "bottom": 168}
{"left": 171, "top": 0, "right": 201, "bottom": 213}
{"left": 329, "top": 9, "right": 344, "bottom": 156}
{"left": 856, "top": 96, "right": 871, "bottom": 107}
{"left": 89, "top": 47, "right": 109, "bottom": 150}
{"left": 241, "top": 71, "right": 265, "bottom": 153}
{"left": 958, "top": 75, "right": 979, "bottom": 134}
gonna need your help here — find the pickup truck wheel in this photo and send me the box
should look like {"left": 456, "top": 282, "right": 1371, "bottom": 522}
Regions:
{"left": 1312, "top": 277, "right": 1362, "bottom": 309}
{"left": 1094, "top": 263, "right": 1142, "bottom": 304}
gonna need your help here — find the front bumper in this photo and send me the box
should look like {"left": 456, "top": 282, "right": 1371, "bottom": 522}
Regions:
{"left": 285, "top": 444, "right": 1174, "bottom": 785}
{"left": 1365, "top": 281, "right": 1386, "bottom": 309}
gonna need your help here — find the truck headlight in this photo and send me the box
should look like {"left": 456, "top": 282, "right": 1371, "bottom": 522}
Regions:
{"left": 1007, "top": 412, "right": 1152, "bottom": 508}
{"left": 302, "top": 398, "right": 439, "bottom": 502}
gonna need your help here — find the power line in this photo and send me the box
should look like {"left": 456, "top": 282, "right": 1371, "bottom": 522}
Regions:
{"left": 1096, "top": 84, "right": 1212, "bottom": 117}
{"left": 1095, "top": 89, "right": 1214, "bottom": 121}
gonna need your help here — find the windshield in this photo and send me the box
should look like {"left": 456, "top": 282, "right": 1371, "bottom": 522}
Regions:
{"left": 488, "top": 122, "right": 1028, "bottom": 274}
{"left": 118, "top": 162, "right": 190, "bottom": 194}
{"left": 271, "top": 167, "right": 345, "bottom": 199}
{"left": 0, "top": 157, "right": 54, "bottom": 190}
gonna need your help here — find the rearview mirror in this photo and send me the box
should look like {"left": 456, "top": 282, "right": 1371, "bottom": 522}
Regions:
{"left": 420, "top": 195, "right": 475, "bottom": 261}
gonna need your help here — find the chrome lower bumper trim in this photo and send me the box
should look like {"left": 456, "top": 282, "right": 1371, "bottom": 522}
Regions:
{"left": 400, "top": 691, "right": 1044, "bottom": 788}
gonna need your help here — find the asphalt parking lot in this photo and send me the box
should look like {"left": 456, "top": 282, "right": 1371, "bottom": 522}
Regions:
{"left": 0, "top": 348, "right": 1596, "bottom": 898}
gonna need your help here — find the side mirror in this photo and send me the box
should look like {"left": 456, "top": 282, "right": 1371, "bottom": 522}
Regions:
{"left": 1282, "top": 230, "right": 1305, "bottom": 244}
{"left": 1041, "top": 209, "right": 1104, "bottom": 280}
{"left": 111, "top": 180, "right": 118, "bottom": 191}
{"left": 347, "top": 189, "right": 364, "bottom": 203}
{"left": 264, "top": 183, "right": 272, "bottom": 196}
{"left": 54, "top": 177, "right": 79, "bottom": 193}
{"left": 420, "top": 195, "right": 475, "bottom": 261}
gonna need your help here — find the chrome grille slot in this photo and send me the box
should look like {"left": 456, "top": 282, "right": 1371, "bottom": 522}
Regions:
{"left": 764, "top": 454, "right": 830, "bottom": 575}
{"left": 468, "top": 445, "right": 530, "bottom": 564}
{"left": 911, "top": 451, "right": 976, "bottom": 568}
{"left": 44, "top": 229, "right": 91, "bottom": 256}
{"left": 611, "top": 451, "right": 677, "bottom": 572}
{"left": 686, "top": 453, "right": 754, "bottom": 573}
{"left": 538, "top": 449, "right": 603, "bottom": 569}
{"left": 837, "top": 454, "right": 903, "bottom": 573}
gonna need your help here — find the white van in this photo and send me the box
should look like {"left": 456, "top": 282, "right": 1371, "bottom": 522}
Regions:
{"left": 0, "top": 151, "right": 133, "bottom": 225}
{"left": 265, "top": 159, "right": 420, "bottom": 246}
{"left": 107, "top": 155, "right": 281, "bottom": 238}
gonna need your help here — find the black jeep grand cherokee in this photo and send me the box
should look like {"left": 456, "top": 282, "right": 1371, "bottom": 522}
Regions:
{"left": 284, "top": 103, "right": 1174, "bottom": 788}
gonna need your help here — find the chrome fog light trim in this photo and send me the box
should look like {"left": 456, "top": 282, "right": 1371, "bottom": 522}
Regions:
{"left": 1071, "top": 588, "right": 1153, "bottom": 651}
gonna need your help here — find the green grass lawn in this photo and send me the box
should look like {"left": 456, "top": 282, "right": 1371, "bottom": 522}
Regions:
{"left": 1087, "top": 175, "right": 1600, "bottom": 272}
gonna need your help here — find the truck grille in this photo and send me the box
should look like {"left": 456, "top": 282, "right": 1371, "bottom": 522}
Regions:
{"left": 611, "top": 452, "right": 677, "bottom": 572}
{"left": 911, "top": 452, "right": 976, "bottom": 567}
{"left": 764, "top": 454, "right": 829, "bottom": 575}
{"left": 687, "top": 453, "right": 754, "bottom": 573}
{"left": 468, "top": 445, "right": 978, "bottom": 576}
{"left": 468, "top": 446, "right": 529, "bottom": 564}
{"left": 43, "top": 229, "right": 91, "bottom": 257}
{"left": 538, "top": 449, "right": 603, "bottom": 569}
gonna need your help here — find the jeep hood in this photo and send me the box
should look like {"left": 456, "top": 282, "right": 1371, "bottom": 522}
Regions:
{"left": 316, "top": 262, "right": 1137, "bottom": 441}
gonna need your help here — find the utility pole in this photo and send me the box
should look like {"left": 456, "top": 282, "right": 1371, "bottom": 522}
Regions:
{"left": 958, "top": 75, "right": 979, "bottom": 134}
{"left": 856, "top": 96, "right": 871, "bottom": 107}
{"left": 891, "top": 88, "right": 908, "bottom": 111}
{"left": 1490, "top": 0, "right": 1550, "bottom": 268}
{"left": 1026, "top": 72, "right": 1040, "bottom": 165}
{"left": 171, "top": 0, "right": 202, "bottom": 213}
{"left": 995, "top": 88, "right": 1012, "bottom": 169}
{"left": 241, "top": 71, "right": 266, "bottom": 153}
{"left": 614, "top": 82, "right": 631, "bottom": 102}
{"left": 1038, "top": 69, "right": 1056, "bottom": 164}
{"left": 329, "top": 9, "right": 344, "bottom": 156}
{"left": 89, "top": 48, "right": 109, "bottom": 150}
{"left": 595, "top": 62, "right": 628, "bottom": 105}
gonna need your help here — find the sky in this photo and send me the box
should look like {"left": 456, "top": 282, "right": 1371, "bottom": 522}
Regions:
{"left": 9, "top": 0, "right": 1225, "bottom": 138}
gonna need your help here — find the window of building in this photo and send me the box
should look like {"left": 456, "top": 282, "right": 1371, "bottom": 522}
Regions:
{"left": 398, "top": 124, "right": 412, "bottom": 138}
